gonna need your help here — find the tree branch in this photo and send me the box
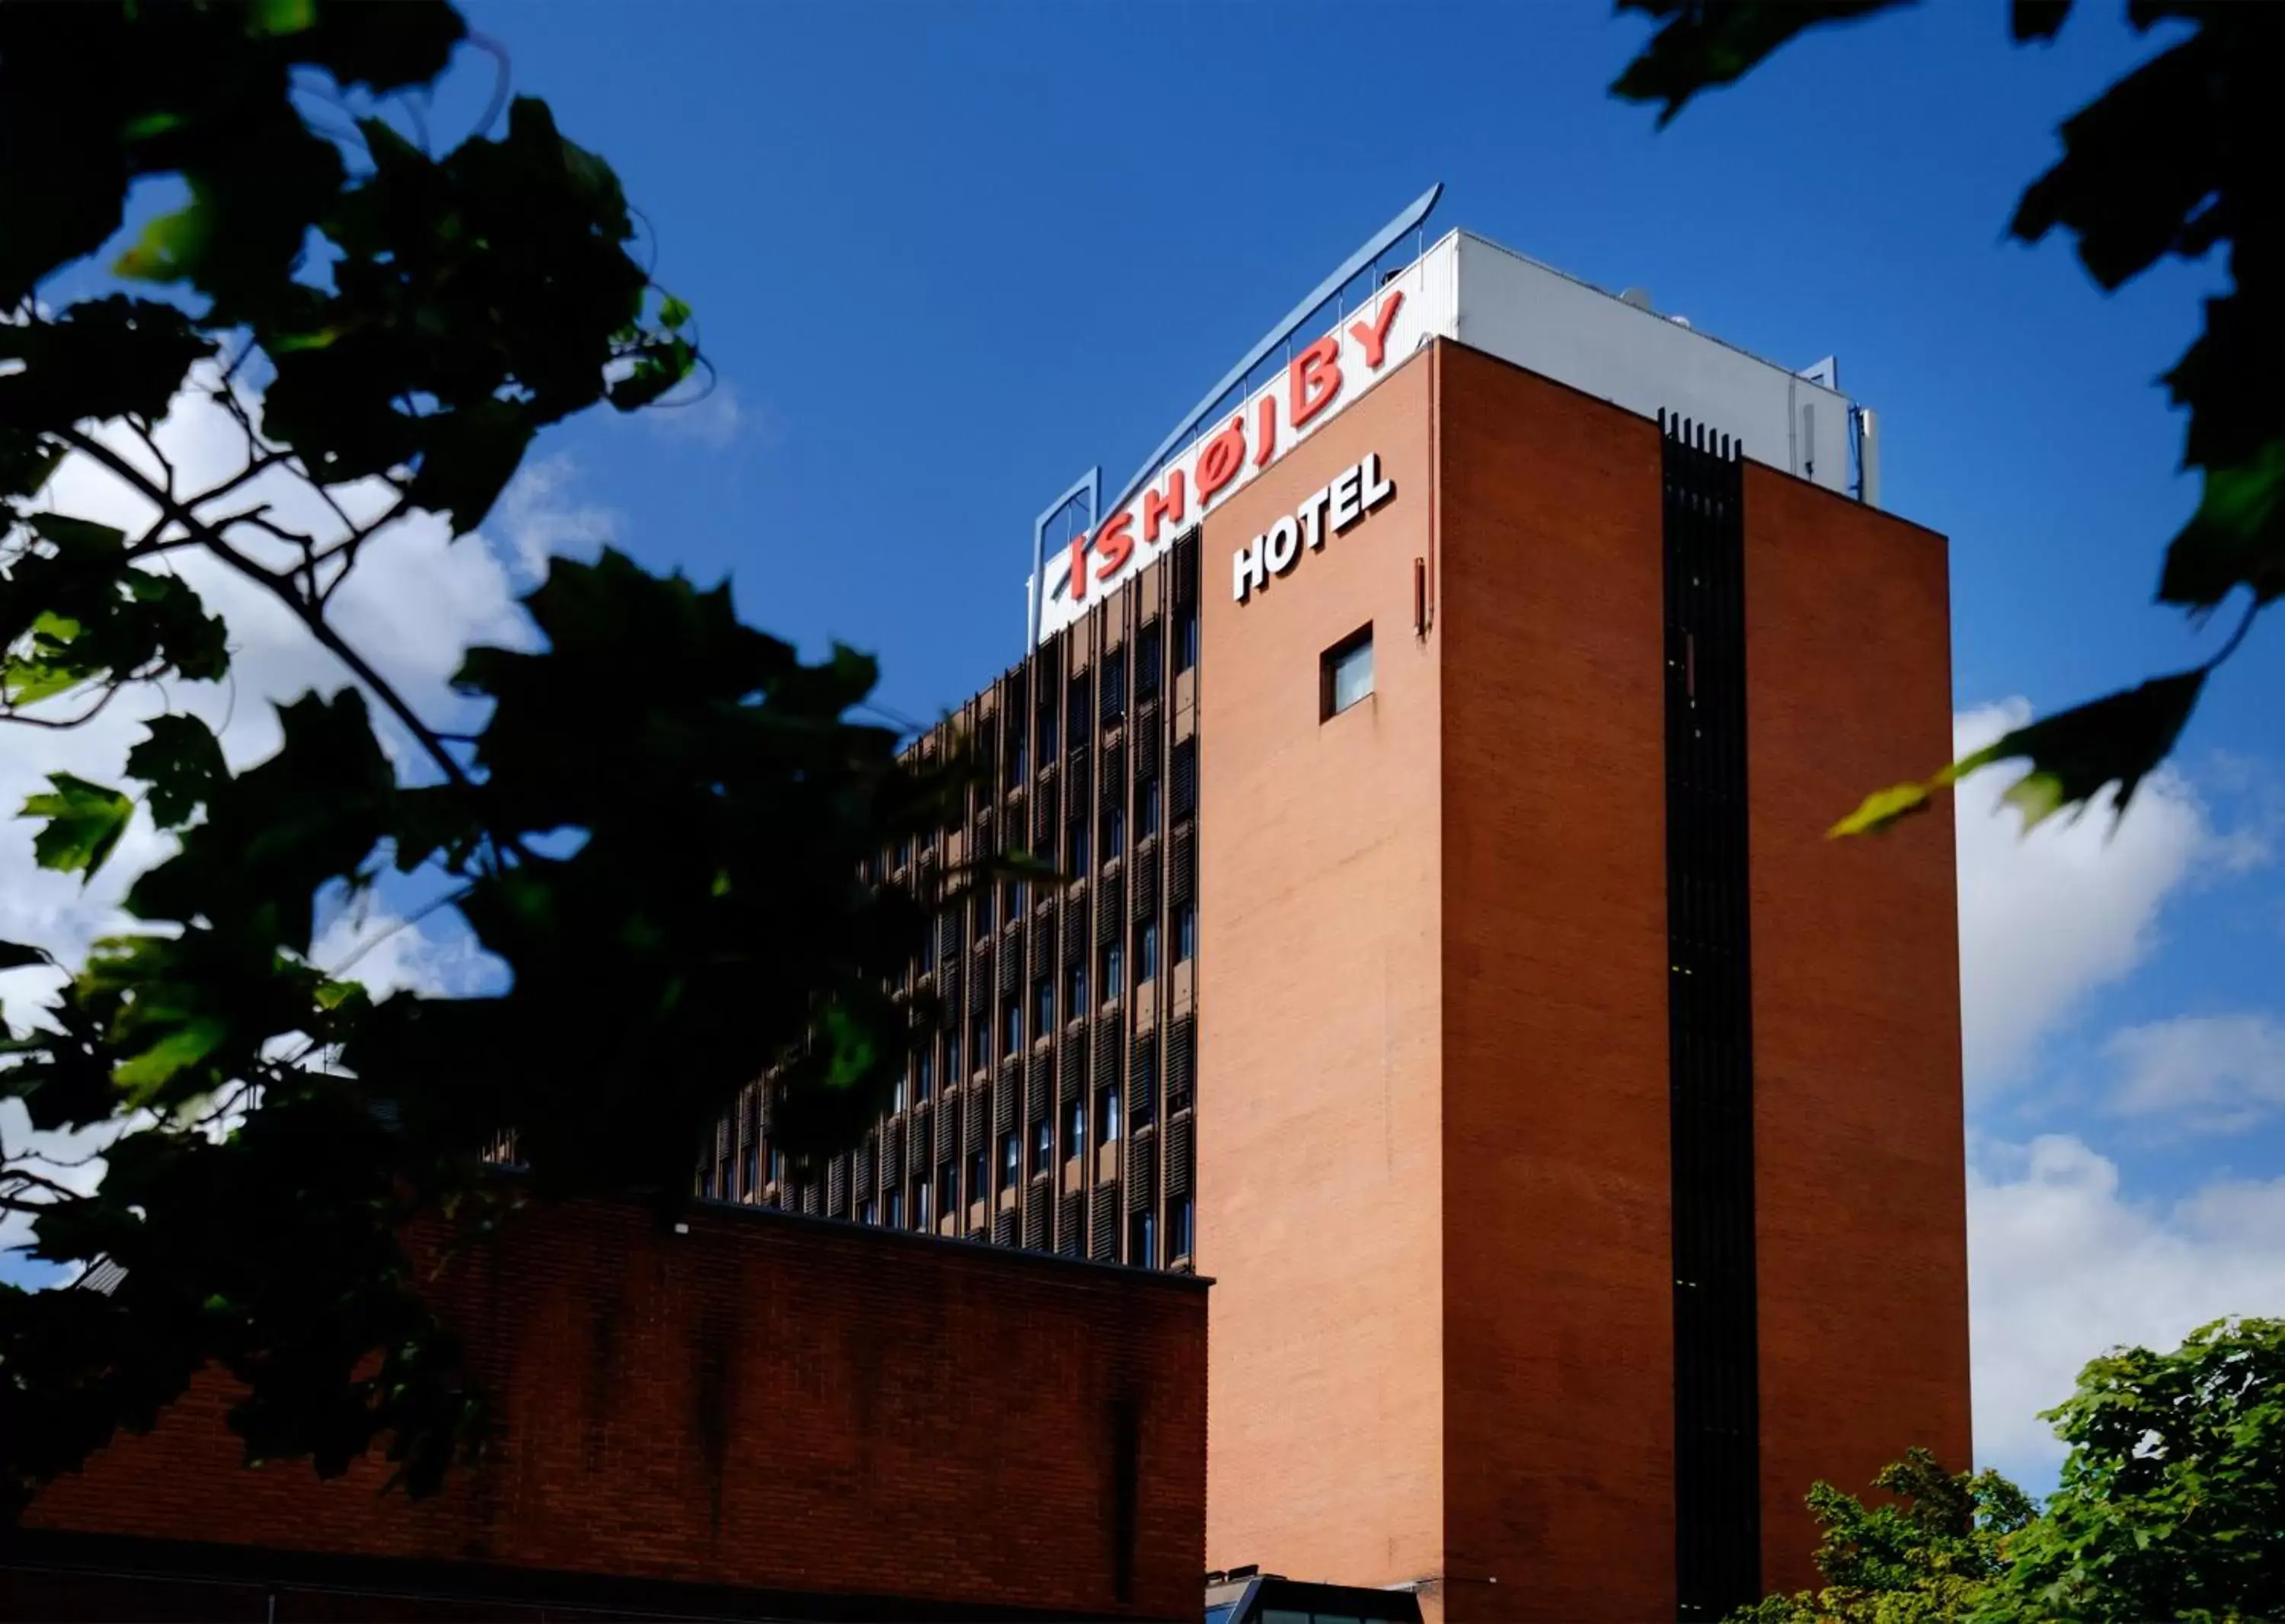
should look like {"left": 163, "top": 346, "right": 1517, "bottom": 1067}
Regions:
{"left": 59, "top": 427, "right": 478, "bottom": 795}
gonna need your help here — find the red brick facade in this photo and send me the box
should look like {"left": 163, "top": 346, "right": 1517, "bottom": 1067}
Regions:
{"left": 1191, "top": 340, "right": 1967, "bottom": 1619}
{"left": 14, "top": 1198, "right": 1208, "bottom": 1621}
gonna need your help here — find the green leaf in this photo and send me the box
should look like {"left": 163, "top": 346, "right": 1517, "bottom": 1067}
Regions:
{"left": 2011, "top": 0, "right": 2072, "bottom": 42}
{"left": 1610, "top": 0, "right": 1913, "bottom": 127}
{"left": 1831, "top": 670, "right": 2207, "bottom": 838}
{"left": 126, "top": 714, "right": 228, "bottom": 829}
{"left": 112, "top": 1016, "right": 228, "bottom": 1095}
{"left": 657, "top": 294, "right": 692, "bottom": 331}
{"left": 22, "top": 773, "right": 136, "bottom": 878}
{"left": 2158, "top": 437, "right": 2285, "bottom": 609}
{"left": 244, "top": 0, "right": 318, "bottom": 38}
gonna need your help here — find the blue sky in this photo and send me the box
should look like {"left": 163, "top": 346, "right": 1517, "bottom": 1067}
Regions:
{"left": 5, "top": 1, "right": 2280, "bottom": 1501}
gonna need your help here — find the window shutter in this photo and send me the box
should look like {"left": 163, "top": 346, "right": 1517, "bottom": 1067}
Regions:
{"left": 1097, "top": 874, "right": 1123, "bottom": 943}
{"left": 969, "top": 948, "right": 991, "bottom": 1012}
{"left": 1027, "top": 1053, "right": 1053, "bottom": 1121}
{"left": 853, "top": 1134, "right": 876, "bottom": 1194}
{"left": 994, "top": 1077, "right": 1017, "bottom": 1134}
{"left": 1167, "top": 1018, "right": 1195, "bottom": 1105}
{"left": 883, "top": 1118, "right": 906, "bottom": 1184}
{"left": 827, "top": 1157, "right": 849, "bottom": 1216}
{"left": 1102, "top": 740, "right": 1124, "bottom": 794}
{"left": 1167, "top": 1112, "right": 1194, "bottom": 1199}
{"left": 998, "top": 941, "right": 1021, "bottom": 996}
{"left": 800, "top": 1181, "right": 821, "bottom": 1216}
{"left": 1066, "top": 746, "right": 1089, "bottom": 809}
{"left": 1024, "top": 1194, "right": 1050, "bottom": 1251}
{"left": 1133, "top": 711, "right": 1160, "bottom": 778}
{"left": 993, "top": 1210, "right": 1017, "bottom": 1248}
{"left": 1063, "top": 899, "right": 1088, "bottom": 964}
{"left": 1171, "top": 740, "right": 1197, "bottom": 818}
{"left": 1057, "top": 1192, "right": 1084, "bottom": 1257}
{"left": 1171, "top": 827, "right": 1196, "bottom": 904}
{"left": 1095, "top": 1012, "right": 1122, "bottom": 1090}
{"left": 1132, "top": 859, "right": 1158, "bottom": 922}
{"left": 938, "top": 913, "right": 961, "bottom": 959}
{"left": 1090, "top": 1184, "right": 1118, "bottom": 1261}
{"left": 1127, "top": 1130, "right": 1156, "bottom": 1210}
{"left": 938, "top": 965, "right": 960, "bottom": 1027}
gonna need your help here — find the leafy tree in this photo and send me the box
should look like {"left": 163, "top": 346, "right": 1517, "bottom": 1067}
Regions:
{"left": 1993, "top": 1316, "right": 2285, "bottom": 1622}
{"left": 1612, "top": 0, "right": 2281, "bottom": 838}
{"left": 0, "top": 3, "right": 956, "bottom": 1517}
{"left": 1737, "top": 1318, "right": 2285, "bottom": 1622}
{"left": 1732, "top": 1448, "right": 2036, "bottom": 1623}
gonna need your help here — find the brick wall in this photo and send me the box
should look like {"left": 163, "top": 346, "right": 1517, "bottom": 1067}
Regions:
{"left": 1437, "top": 342, "right": 1679, "bottom": 1622}
{"left": 19, "top": 1197, "right": 1208, "bottom": 1621}
{"left": 1741, "top": 464, "right": 1971, "bottom": 1593}
{"left": 1196, "top": 353, "right": 1449, "bottom": 1592}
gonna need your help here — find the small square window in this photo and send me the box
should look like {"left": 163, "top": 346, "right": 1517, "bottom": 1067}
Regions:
{"left": 1321, "top": 625, "right": 1373, "bottom": 720}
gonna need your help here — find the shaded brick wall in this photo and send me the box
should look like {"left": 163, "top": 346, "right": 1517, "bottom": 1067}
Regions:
{"left": 1740, "top": 465, "right": 1970, "bottom": 1593}
{"left": 21, "top": 1198, "right": 1208, "bottom": 1621}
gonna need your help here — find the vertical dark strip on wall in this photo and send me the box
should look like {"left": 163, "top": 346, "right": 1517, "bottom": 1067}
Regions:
{"left": 1660, "top": 412, "right": 1761, "bottom": 1619}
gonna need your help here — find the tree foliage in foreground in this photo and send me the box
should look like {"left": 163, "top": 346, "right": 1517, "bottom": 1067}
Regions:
{"left": 1735, "top": 1317, "right": 2285, "bottom": 1623}
{"left": 1614, "top": 0, "right": 2281, "bottom": 839}
{"left": 0, "top": 2, "right": 956, "bottom": 1517}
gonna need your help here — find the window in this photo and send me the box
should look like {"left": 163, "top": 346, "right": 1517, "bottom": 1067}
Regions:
{"left": 1321, "top": 624, "right": 1375, "bottom": 719}
{"left": 1175, "top": 903, "right": 1197, "bottom": 964}
{"left": 1066, "top": 961, "right": 1088, "bottom": 1019}
{"left": 1103, "top": 802, "right": 1125, "bottom": 857}
{"left": 858, "top": 1196, "right": 877, "bottom": 1226}
{"left": 919, "top": 922, "right": 937, "bottom": 972}
{"left": 1128, "top": 1209, "right": 1156, "bottom": 1270}
{"left": 970, "top": 1013, "right": 990, "bottom": 1068}
{"left": 886, "top": 1188, "right": 904, "bottom": 1228}
{"left": 937, "top": 1163, "right": 957, "bottom": 1220}
{"left": 1170, "top": 1197, "right": 1194, "bottom": 1260}
{"left": 1038, "top": 708, "right": 1058, "bottom": 759}
{"left": 1069, "top": 819, "right": 1089, "bottom": 876}
{"left": 1033, "top": 1118, "right": 1054, "bottom": 1176}
{"left": 895, "top": 836, "right": 912, "bottom": 871}
{"left": 1001, "top": 1132, "right": 1021, "bottom": 1190}
{"left": 945, "top": 1031, "right": 961, "bottom": 1079}
{"left": 890, "top": 1073, "right": 907, "bottom": 1113}
{"left": 1101, "top": 651, "right": 1127, "bottom": 721}
{"left": 1005, "top": 878, "right": 1026, "bottom": 917}
{"left": 915, "top": 1051, "right": 933, "bottom": 1101}
{"left": 1176, "top": 606, "right": 1198, "bottom": 673}
{"left": 1098, "top": 1087, "right": 1121, "bottom": 1146}
{"left": 1064, "top": 1097, "right": 1085, "bottom": 1159}
{"left": 975, "top": 885, "right": 994, "bottom": 934}
{"left": 742, "top": 1137, "right": 759, "bottom": 1197}
{"left": 967, "top": 1149, "right": 986, "bottom": 1201}
{"left": 1101, "top": 940, "right": 1124, "bottom": 998}
{"left": 1137, "top": 622, "right": 1163, "bottom": 696}
{"left": 1003, "top": 997, "right": 1023, "bottom": 1056}
{"left": 1033, "top": 977, "right": 1055, "bottom": 1039}
{"left": 1136, "top": 920, "right": 1159, "bottom": 982}
{"left": 1139, "top": 778, "right": 1161, "bottom": 838}
{"left": 916, "top": 1180, "right": 932, "bottom": 1229}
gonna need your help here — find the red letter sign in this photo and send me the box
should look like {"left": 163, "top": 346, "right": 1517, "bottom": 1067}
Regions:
{"left": 1289, "top": 336, "right": 1342, "bottom": 428}
{"left": 1350, "top": 289, "right": 1403, "bottom": 371}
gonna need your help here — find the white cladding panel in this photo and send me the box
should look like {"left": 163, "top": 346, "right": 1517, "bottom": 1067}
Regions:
{"left": 1444, "top": 232, "right": 1854, "bottom": 494}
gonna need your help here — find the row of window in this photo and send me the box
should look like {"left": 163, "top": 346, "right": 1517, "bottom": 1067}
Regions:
{"left": 999, "top": 612, "right": 1197, "bottom": 787}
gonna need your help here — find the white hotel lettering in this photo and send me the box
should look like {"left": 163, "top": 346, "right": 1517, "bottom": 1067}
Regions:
{"left": 1232, "top": 452, "right": 1396, "bottom": 604}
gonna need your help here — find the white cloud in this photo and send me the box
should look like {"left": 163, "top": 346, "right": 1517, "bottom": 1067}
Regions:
{"left": 2102, "top": 1014, "right": 2285, "bottom": 1136}
{"left": 1, "top": 378, "right": 585, "bottom": 1265}
{"left": 491, "top": 453, "right": 624, "bottom": 581}
{"left": 1969, "top": 1133, "right": 2285, "bottom": 1483}
{"left": 1954, "top": 699, "right": 2221, "bottom": 1094}
{"left": 642, "top": 379, "right": 744, "bottom": 449}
